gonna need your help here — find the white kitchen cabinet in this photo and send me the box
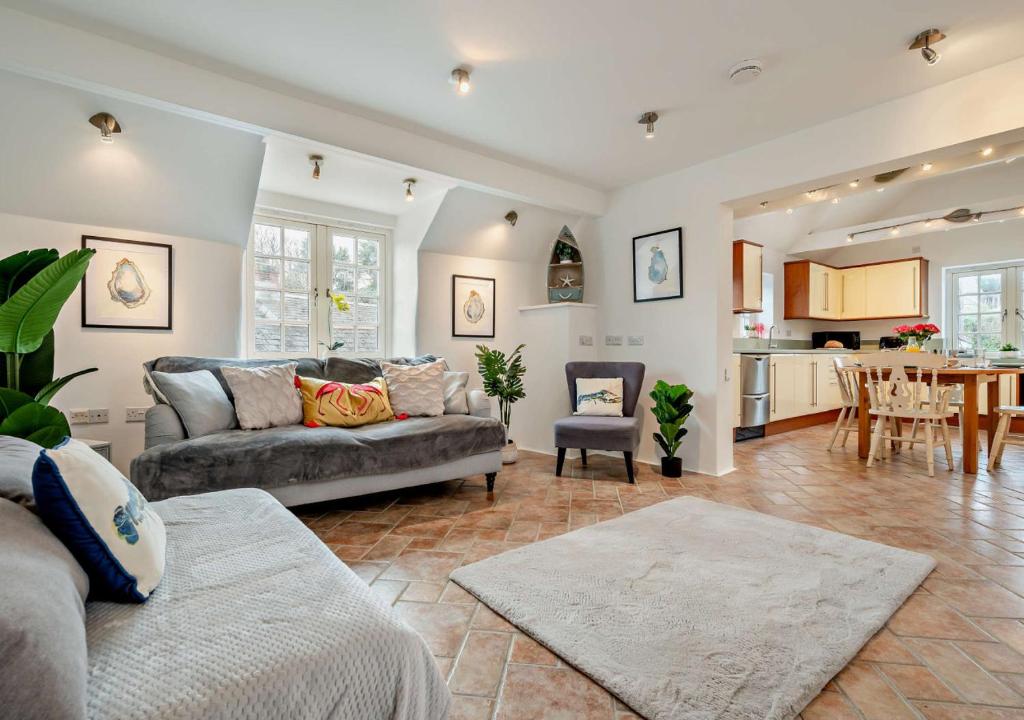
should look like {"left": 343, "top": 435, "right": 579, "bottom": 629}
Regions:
{"left": 815, "top": 355, "right": 848, "bottom": 411}
{"left": 841, "top": 268, "right": 867, "bottom": 319}
{"left": 785, "top": 258, "right": 927, "bottom": 320}
{"left": 864, "top": 260, "right": 924, "bottom": 318}
{"left": 769, "top": 355, "right": 797, "bottom": 421}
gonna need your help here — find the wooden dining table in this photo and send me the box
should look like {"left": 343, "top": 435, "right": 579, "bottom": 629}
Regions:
{"left": 853, "top": 366, "right": 1024, "bottom": 474}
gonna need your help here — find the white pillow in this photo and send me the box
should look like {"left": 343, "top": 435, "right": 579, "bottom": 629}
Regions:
{"left": 221, "top": 363, "right": 303, "bottom": 430}
{"left": 381, "top": 360, "right": 445, "bottom": 417}
{"left": 574, "top": 377, "right": 624, "bottom": 417}
{"left": 32, "top": 439, "right": 166, "bottom": 602}
{"left": 443, "top": 371, "right": 470, "bottom": 415}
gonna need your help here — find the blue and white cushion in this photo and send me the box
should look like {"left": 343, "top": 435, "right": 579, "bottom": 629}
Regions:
{"left": 574, "top": 377, "right": 624, "bottom": 417}
{"left": 32, "top": 438, "right": 166, "bottom": 603}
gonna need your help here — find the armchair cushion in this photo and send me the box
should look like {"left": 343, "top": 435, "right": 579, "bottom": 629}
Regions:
{"left": 554, "top": 415, "right": 642, "bottom": 452}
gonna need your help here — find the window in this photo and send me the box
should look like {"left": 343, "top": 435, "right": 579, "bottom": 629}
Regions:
{"left": 247, "top": 216, "right": 387, "bottom": 358}
{"left": 950, "top": 263, "right": 1024, "bottom": 352}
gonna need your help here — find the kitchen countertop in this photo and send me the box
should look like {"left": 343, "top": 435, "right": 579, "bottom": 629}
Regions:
{"left": 733, "top": 348, "right": 870, "bottom": 355}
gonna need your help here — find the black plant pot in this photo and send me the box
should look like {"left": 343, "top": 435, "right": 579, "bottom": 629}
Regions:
{"left": 660, "top": 456, "right": 682, "bottom": 478}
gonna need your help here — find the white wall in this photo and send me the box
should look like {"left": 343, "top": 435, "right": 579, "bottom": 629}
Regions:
{"left": 0, "top": 212, "right": 242, "bottom": 472}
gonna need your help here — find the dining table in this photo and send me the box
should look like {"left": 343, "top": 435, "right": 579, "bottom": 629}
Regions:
{"left": 853, "top": 365, "right": 1024, "bottom": 474}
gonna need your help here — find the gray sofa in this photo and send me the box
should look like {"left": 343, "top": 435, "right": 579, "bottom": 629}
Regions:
{"left": 131, "top": 355, "right": 505, "bottom": 506}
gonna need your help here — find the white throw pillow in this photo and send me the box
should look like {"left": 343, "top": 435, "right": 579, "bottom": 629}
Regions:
{"left": 32, "top": 439, "right": 166, "bottom": 602}
{"left": 221, "top": 363, "right": 303, "bottom": 430}
{"left": 382, "top": 360, "right": 446, "bottom": 417}
{"left": 443, "top": 371, "right": 470, "bottom": 415}
{"left": 574, "top": 377, "right": 624, "bottom": 417}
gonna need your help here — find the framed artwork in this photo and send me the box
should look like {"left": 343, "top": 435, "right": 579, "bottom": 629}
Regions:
{"left": 632, "top": 227, "right": 683, "bottom": 303}
{"left": 81, "top": 236, "right": 173, "bottom": 329}
{"left": 452, "top": 274, "right": 495, "bottom": 338}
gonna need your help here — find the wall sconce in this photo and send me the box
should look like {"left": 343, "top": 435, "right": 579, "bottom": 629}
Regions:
{"left": 403, "top": 178, "right": 416, "bottom": 202}
{"left": 309, "top": 155, "right": 324, "bottom": 180}
{"left": 89, "top": 112, "right": 121, "bottom": 143}
{"left": 638, "top": 111, "right": 659, "bottom": 139}
{"left": 909, "top": 29, "right": 945, "bottom": 66}
{"left": 504, "top": 211, "right": 518, "bottom": 227}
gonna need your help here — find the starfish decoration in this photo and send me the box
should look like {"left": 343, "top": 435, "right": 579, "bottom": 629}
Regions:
{"left": 559, "top": 274, "right": 575, "bottom": 287}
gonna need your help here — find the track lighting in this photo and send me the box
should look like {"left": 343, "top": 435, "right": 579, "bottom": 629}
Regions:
{"left": 848, "top": 180, "right": 859, "bottom": 188}
{"left": 450, "top": 68, "right": 471, "bottom": 95}
{"left": 309, "top": 155, "right": 323, "bottom": 180}
{"left": 89, "top": 112, "right": 121, "bottom": 143}
{"left": 876, "top": 188, "right": 885, "bottom": 193}
{"left": 638, "top": 112, "right": 658, "bottom": 139}
{"left": 921, "top": 162, "right": 933, "bottom": 171}
{"left": 845, "top": 235, "right": 853, "bottom": 243}
{"left": 504, "top": 211, "right": 518, "bottom": 227}
{"left": 981, "top": 147, "right": 994, "bottom": 157}
{"left": 890, "top": 228, "right": 900, "bottom": 236}
{"left": 403, "top": 178, "right": 416, "bottom": 202}
{"left": 909, "top": 29, "right": 945, "bottom": 66}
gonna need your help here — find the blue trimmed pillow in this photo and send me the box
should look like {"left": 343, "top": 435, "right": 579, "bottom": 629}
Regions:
{"left": 32, "top": 438, "right": 166, "bottom": 603}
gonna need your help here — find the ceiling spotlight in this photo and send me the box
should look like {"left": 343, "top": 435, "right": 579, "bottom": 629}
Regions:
{"left": 981, "top": 147, "right": 994, "bottom": 157}
{"left": 971, "top": 214, "right": 980, "bottom": 222}
{"left": 403, "top": 178, "right": 416, "bottom": 202}
{"left": 89, "top": 112, "right": 121, "bottom": 143}
{"left": 909, "top": 29, "right": 945, "bottom": 66}
{"left": 846, "top": 234, "right": 853, "bottom": 243}
{"left": 849, "top": 180, "right": 859, "bottom": 188}
{"left": 759, "top": 201, "right": 768, "bottom": 209}
{"left": 890, "top": 227, "right": 901, "bottom": 236}
{"left": 922, "top": 162, "right": 933, "bottom": 171}
{"left": 728, "top": 59, "right": 763, "bottom": 84}
{"left": 831, "top": 197, "right": 840, "bottom": 205}
{"left": 309, "top": 155, "right": 324, "bottom": 180}
{"left": 785, "top": 208, "right": 794, "bottom": 215}
{"left": 639, "top": 111, "right": 659, "bottom": 139}
{"left": 924, "top": 220, "right": 933, "bottom": 228}
{"left": 876, "top": 187, "right": 885, "bottom": 193}
{"left": 450, "top": 68, "right": 471, "bottom": 95}
{"left": 504, "top": 211, "right": 518, "bottom": 227}
{"left": 1019, "top": 208, "right": 1024, "bottom": 216}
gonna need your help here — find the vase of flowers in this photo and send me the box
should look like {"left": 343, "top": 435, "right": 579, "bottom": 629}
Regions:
{"left": 892, "top": 323, "right": 940, "bottom": 352}
{"left": 743, "top": 321, "right": 765, "bottom": 339}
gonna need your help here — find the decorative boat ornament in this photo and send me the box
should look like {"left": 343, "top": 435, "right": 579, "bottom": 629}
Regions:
{"left": 108, "top": 257, "right": 151, "bottom": 308}
{"left": 546, "top": 225, "right": 584, "bottom": 303}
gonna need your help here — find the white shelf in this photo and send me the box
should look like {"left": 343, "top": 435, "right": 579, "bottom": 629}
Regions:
{"left": 518, "top": 303, "right": 598, "bottom": 312}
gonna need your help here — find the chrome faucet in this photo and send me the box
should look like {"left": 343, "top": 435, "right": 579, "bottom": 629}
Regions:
{"left": 766, "top": 325, "right": 778, "bottom": 350}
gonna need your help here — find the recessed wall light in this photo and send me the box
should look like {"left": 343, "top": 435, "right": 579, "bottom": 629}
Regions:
{"left": 921, "top": 162, "right": 933, "bottom": 171}
{"left": 450, "top": 68, "right": 471, "bottom": 95}
{"left": 309, "top": 155, "right": 324, "bottom": 180}
{"left": 909, "top": 29, "right": 945, "bottom": 66}
{"left": 981, "top": 147, "right": 994, "bottom": 157}
{"left": 403, "top": 178, "right": 416, "bottom": 202}
{"left": 89, "top": 112, "right": 121, "bottom": 143}
{"left": 638, "top": 112, "right": 659, "bottom": 139}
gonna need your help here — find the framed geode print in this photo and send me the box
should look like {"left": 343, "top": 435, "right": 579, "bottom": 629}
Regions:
{"left": 632, "top": 227, "right": 682, "bottom": 303}
{"left": 452, "top": 274, "right": 495, "bottom": 338}
{"left": 81, "top": 236, "right": 172, "bottom": 329}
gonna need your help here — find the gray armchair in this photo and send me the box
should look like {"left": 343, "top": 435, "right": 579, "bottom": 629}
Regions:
{"left": 554, "top": 362, "right": 646, "bottom": 483}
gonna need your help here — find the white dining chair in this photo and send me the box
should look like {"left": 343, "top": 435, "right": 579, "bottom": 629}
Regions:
{"left": 827, "top": 356, "right": 860, "bottom": 451}
{"left": 988, "top": 405, "right": 1024, "bottom": 471}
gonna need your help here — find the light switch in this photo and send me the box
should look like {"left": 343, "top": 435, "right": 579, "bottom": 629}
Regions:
{"left": 605, "top": 335, "right": 623, "bottom": 346}
{"left": 627, "top": 336, "right": 644, "bottom": 346}
{"left": 579, "top": 335, "right": 593, "bottom": 346}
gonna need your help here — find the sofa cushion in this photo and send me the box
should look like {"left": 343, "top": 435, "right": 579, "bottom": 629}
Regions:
{"left": 151, "top": 369, "right": 238, "bottom": 437}
{"left": 382, "top": 359, "right": 446, "bottom": 417}
{"left": 0, "top": 435, "right": 40, "bottom": 509}
{"left": 85, "top": 489, "right": 450, "bottom": 720}
{"left": 325, "top": 354, "right": 441, "bottom": 384}
{"left": 443, "top": 371, "right": 470, "bottom": 415}
{"left": 222, "top": 363, "right": 303, "bottom": 430}
{"left": 0, "top": 497, "right": 89, "bottom": 720}
{"left": 554, "top": 415, "right": 643, "bottom": 452}
{"left": 131, "top": 414, "right": 506, "bottom": 501}
{"left": 296, "top": 376, "right": 394, "bottom": 428}
{"left": 144, "top": 356, "right": 326, "bottom": 404}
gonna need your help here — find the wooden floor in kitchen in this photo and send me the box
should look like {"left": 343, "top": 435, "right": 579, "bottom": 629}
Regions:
{"left": 296, "top": 425, "right": 1024, "bottom": 720}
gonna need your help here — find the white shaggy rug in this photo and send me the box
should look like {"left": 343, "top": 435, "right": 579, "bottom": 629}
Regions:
{"left": 450, "top": 496, "right": 934, "bottom": 720}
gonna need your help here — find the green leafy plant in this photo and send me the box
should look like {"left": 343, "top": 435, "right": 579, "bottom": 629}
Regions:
{"left": 474, "top": 343, "right": 526, "bottom": 432}
{"left": 555, "top": 242, "right": 575, "bottom": 262}
{"left": 649, "top": 380, "right": 693, "bottom": 459}
{"left": 999, "top": 343, "right": 1020, "bottom": 352}
{"left": 0, "top": 248, "right": 97, "bottom": 447}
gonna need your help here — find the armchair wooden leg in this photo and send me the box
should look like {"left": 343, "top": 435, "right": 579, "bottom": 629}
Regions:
{"left": 624, "top": 451, "right": 635, "bottom": 484}
{"left": 580, "top": 449, "right": 588, "bottom": 467}
{"left": 485, "top": 472, "right": 496, "bottom": 493}
{"left": 555, "top": 447, "right": 566, "bottom": 477}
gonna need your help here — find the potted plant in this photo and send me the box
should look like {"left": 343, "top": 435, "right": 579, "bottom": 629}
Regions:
{"left": 555, "top": 242, "right": 575, "bottom": 264}
{"left": 649, "top": 380, "right": 693, "bottom": 478}
{"left": 990, "top": 343, "right": 1021, "bottom": 360}
{"left": 474, "top": 343, "right": 526, "bottom": 464}
{"left": 1, "top": 248, "right": 97, "bottom": 447}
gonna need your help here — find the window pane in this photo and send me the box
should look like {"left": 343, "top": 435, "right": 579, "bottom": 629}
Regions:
{"left": 957, "top": 334, "right": 974, "bottom": 351}
{"left": 283, "top": 260, "right": 309, "bottom": 291}
{"left": 979, "top": 334, "right": 1002, "bottom": 351}
{"left": 332, "top": 266, "right": 355, "bottom": 294}
{"left": 254, "top": 258, "right": 281, "bottom": 289}
{"left": 980, "top": 293, "right": 1001, "bottom": 312}
{"left": 958, "top": 295, "right": 978, "bottom": 313}
{"left": 357, "top": 237, "right": 379, "bottom": 267}
{"left": 332, "top": 235, "right": 355, "bottom": 263}
{"left": 356, "top": 297, "right": 378, "bottom": 324}
{"left": 284, "top": 325, "right": 309, "bottom": 353}
{"left": 254, "top": 224, "right": 281, "bottom": 255}
{"left": 283, "top": 292, "right": 309, "bottom": 323}
{"left": 979, "top": 313, "right": 1002, "bottom": 333}
{"left": 958, "top": 275, "right": 978, "bottom": 294}
{"left": 331, "top": 326, "right": 355, "bottom": 350}
{"left": 357, "top": 327, "right": 378, "bottom": 353}
{"left": 254, "top": 324, "right": 281, "bottom": 352}
{"left": 254, "top": 290, "right": 281, "bottom": 320}
{"left": 357, "top": 269, "right": 379, "bottom": 297}
{"left": 979, "top": 273, "right": 1002, "bottom": 293}
{"left": 283, "top": 228, "right": 310, "bottom": 259}
{"left": 959, "top": 315, "right": 978, "bottom": 333}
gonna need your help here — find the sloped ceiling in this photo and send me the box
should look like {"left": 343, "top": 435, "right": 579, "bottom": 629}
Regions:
{"left": 0, "top": 69, "right": 264, "bottom": 245}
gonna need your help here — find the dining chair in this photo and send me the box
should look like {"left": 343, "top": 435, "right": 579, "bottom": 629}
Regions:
{"left": 827, "top": 356, "right": 860, "bottom": 451}
{"left": 860, "top": 352, "right": 956, "bottom": 477}
{"left": 988, "top": 405, "right": 1024, "bottom": 471}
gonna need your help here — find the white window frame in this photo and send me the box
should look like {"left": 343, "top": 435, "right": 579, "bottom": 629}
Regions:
{"left": 945, "top": 260, "right": 1024, "bottom": 353}
{"left": 246, "top": 213, "right": 390, "bottom": 359}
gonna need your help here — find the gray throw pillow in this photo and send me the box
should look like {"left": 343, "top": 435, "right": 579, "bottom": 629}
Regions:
{"left": 0, "top": 436, "right": 41, "bottom": 509}
{"left": 0, "top": 497, "right": 89, "bottom": 720}
{"left": 151, "top": 370, "right": 238, "bottom": 438}
{"left": 443, "top": 371, "right": 470, "bottom": 415}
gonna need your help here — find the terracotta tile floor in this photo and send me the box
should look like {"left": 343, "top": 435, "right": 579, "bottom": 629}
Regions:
{"left": 296, "top": 423, "right": 1024, "bottom": 719}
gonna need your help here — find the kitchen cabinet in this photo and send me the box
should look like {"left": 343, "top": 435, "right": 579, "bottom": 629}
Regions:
{"left": 769, "top": 355, "right": 796, "bottom": 421}
{"left": 784, "top": 258, "right": 928, "bottom": 321}
{"left": 732, "top": 240, "right": 763, "bottom": 313}
{"left": 766, "top": 353, "right": 849, "bottom": 424}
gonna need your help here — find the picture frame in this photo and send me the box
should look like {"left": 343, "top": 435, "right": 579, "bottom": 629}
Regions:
{"left": 452, "top": 274, "right": 495, "bottom": 338}
{"left": 81, "top": 235, "right": 173, "bottom": 329}
{"left": 632, "top": 227, "right": 683, "bottom": 303}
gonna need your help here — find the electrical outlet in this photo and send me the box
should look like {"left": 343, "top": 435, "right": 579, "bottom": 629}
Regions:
{"left": 605, "top": 335, "right": 623, "bottom": 346}
{"left": 88, "top": 408, "right": 109, "bottom": 424}
{"left": 126, "top": 407, "right": 149, "bottom": 423}
{"left": 627, "top": 335, "right": 644, "bottom": 346}
{"left": 578, "top": 335, "right": 593, "bottom": 346}
{"left": 784, "top": 330, "right": 792, "bottom": 337}
{"left": 69, "top": 409, "right": 90, "bottom": 425}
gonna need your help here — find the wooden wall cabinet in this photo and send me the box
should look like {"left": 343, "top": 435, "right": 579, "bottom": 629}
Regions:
{"left": 733, "top": 240, "right": 763, "bottom": 313}
{"left": 784, "top": 257, "right": 928, "bottom": 321}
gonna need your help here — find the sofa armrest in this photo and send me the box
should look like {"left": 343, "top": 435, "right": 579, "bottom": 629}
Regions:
{"left": 145, "top": 404, "right": 185, "bottom": 449}
{"left": 467, "top": 390, "right": 493, "bottom": 419}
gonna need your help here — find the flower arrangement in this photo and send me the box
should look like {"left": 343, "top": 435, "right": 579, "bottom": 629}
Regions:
{"left": 743, "top": 321, "right": 766, "bottom": 338}
{"left": 893, "top": 323, "right": 940, "bottom": 351}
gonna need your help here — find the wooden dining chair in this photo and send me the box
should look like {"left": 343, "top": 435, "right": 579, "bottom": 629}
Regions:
{"left": 988, "top": 405, "right": 1024, "bottom": 471}
{"left": 860, "top": 352, "right": 956, "bottom": 477}
{"left": 827, "top": 356, "right": 860, "bottom": 451}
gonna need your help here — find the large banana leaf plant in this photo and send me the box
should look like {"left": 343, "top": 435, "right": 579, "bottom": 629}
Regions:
{"left": 474, "top": 343, "right": 526, "bottom": 433}
{"left": 0, "top": 248, "right": 96, "bottom": 447}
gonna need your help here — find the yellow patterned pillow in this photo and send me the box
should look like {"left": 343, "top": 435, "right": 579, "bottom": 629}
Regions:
{"left": 295, "top": 376, "right": 394, "bottom": 428}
